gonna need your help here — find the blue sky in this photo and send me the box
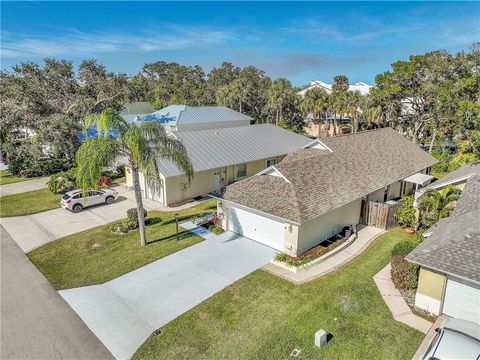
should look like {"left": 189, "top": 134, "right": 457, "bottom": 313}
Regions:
{"left": 1, "top": 1, "right": 479, "bottom": 86}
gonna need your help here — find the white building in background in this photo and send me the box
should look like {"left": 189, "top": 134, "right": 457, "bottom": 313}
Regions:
{"left": 297, "top": 80, "right": 373, "bottom": 97}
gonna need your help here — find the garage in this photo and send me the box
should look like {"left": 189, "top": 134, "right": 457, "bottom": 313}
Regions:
{"left": 442, "top": 277, "right": 480, "bottom": 323}
{"left": 228, "top": 206, "right": 284, "bottom": 251}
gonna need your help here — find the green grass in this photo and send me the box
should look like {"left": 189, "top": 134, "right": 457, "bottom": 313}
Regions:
{"left": 133, "top": 228, "right": 424, "bottom": 360}
{"left": 0, "top": 170, "right": 37, "bottom": 185}
{"left": 0, "top": 188, "right": 61, "bottom": 217}
{"left": 28, "top": 199, "right": 217, "bottom": 289}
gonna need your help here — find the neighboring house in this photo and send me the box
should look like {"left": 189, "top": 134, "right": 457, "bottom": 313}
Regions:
{"left": 119, "top": 101, "right": 155, "bottom": 122}
{"left": 215, "top": 128, "right": 437, "bottom": 254}
{"left": 297, "top": 80, "right": 373, "bottom": 97}
{"left": 298, "top": 80, "right": 373, "bottom": 138}
{"left": 125, "top": 124, "right": 313, "bottom": 206}
{"left": 136, "top": 105, "right": 253, "bottom": 133}
{"left": 406, "top": 173, "right": 480, "bottom": 323}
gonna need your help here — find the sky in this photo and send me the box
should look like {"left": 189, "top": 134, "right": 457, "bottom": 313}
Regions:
{"left": 1, "top": 1, "right": 479, "bottom": 86}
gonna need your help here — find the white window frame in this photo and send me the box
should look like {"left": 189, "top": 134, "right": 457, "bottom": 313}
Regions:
{"left": 265, "top": 158, "right": 277, "bottom": 168}
{"left": 236, "top": 163, "right": 247, "bottom": 178}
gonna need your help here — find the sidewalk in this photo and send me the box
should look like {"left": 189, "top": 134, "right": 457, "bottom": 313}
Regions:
{"left": 0, "top": 176, "right": 49, "bottom": 196}
{"left": 262, "top": 225, "right": 385, "bottom": 284}
{"left": 373, "top": 264, "right": 433, "bottom": 334}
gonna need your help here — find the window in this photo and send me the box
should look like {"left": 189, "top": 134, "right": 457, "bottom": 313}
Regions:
{"left": 236, "top": 163, "right": 247, "bottom": 178}
{"left": 265, "top": 158, "right": 277, "bottom": 168}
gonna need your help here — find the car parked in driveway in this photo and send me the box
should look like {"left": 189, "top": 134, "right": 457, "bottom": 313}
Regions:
{"left": 61, "top": 189, "right": 119, "bottom": 213}
{"left": 420, "top": 318, "right": 480, "bottom": 360}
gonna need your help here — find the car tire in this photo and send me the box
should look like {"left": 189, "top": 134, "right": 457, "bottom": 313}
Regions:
{"left": 106, "top": 196, "right": 115, "bottom": 205}
{"left": 72, "top": 204, "right": 83, "bottom": 213}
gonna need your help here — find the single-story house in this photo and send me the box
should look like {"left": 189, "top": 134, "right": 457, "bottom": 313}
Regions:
{"left": 406, "top": 170, "right": 480, "bottom": 323}
{"left": 125, "top": 123, "right": 313, "bottom": 206}
{"left": 215, "top": 128, "right": 437, "bottom": 254}
{"left": 135, "top": 105, "right": 253, "bottom": 133}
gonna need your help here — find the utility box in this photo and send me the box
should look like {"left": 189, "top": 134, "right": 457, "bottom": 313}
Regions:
{"left": 314, "top": 329, "right": 327, "bottom": 348}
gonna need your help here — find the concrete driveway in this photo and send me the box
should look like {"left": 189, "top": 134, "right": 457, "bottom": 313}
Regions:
{"left": 0, "top": 226, "right": 113, "bottom": 360}
{"left": 0, "top": 186, "right": 204, "bottom": 252}
{"left": 0, "top": 176, "right": 50, "bottom": 196}
{"left": 60, "top": 231, "right": 277, "bottom": 360}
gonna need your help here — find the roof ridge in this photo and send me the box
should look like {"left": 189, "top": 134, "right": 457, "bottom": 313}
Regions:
{"left": 323, "top": 127, "right": 393, "bottom": 140}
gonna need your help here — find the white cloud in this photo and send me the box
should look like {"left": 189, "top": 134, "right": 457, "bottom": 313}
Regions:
{"left": 0, "top": 26, "right": 238, "bottom": 58}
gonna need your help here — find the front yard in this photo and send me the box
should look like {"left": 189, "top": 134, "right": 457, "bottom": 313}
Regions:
{"left": 0, "top": 188, "right": 61, "bottom": 217}
{"left": 0, "top": 170, "right": 36, "bottom": 185}
{"left": 28, "top": 199, "right": 216, "bottom": 289}
{"left": 133, "top": 228, "right": 424, "bottom": 360}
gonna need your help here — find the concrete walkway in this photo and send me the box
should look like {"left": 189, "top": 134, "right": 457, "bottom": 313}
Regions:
{"left": 1, "top": 186, "right": 207, "bottom": 253}
{"left": 59, "top": 231, "right": 276, "bottom": 360}
{"left": 0, "top": 176, "right": 50, "bottom": 196}
{"left": 0, "top": 225, "right": 113, "bottom": 360}
{"left": 412, "top": 316, "right": 444, "bottom": 360}
{"left": 373, "top": 264, "right": 433, "bottom": 334}
{"left": 262, "top": 225, "right": 385, "bottom": 284}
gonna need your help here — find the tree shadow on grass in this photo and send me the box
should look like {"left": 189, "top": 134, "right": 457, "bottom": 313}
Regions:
{"left": 146, "top": 230, "right": 194, "bottom": 245}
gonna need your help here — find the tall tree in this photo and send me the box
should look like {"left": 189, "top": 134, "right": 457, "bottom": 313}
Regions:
{"left": 76, "top": 108, "right": 193, "bottom": 246}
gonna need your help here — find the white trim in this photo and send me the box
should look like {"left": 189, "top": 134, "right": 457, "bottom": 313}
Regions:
{"left": 414, "top": 292, "right": 441, "bottom": 315}
{"left": 302, "top": 139, "right": 333, "bottom": 153}
{"left": 256, "top": 166, "right": 290, "bottom": 183}
{"left": 422, "top": 174, "right": 473, "bottom": 192}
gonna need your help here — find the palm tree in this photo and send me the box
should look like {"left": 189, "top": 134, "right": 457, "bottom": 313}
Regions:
{"left": 300, "top": 87, "right": 330, "bottom": 135}
{"left": 76, "top": 108, "right": 193, "bottom": 246}
{"left": 417, "top": 185, "right": 461, "bottom": 228}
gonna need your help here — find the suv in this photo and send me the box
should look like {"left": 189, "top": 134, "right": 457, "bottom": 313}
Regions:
{"left": 421, "top": 318, "right": 480, "bottom": 359}
{"left": 61, "top": 189, "right": 119, "bottom": 213}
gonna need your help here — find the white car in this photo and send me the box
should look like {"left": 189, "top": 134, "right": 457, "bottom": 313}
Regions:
{"left": 61, "top": 189, "right": 119, "bottom": 213}
{"left": 421, "top": 318, "right": 480, "bottom": 360}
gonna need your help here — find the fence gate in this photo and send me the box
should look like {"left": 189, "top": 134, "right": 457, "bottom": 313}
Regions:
{"left": 360, "top": 200, "right": 399, "bottom": 230}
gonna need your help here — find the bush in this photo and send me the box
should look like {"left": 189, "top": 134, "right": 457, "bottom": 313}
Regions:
{"left": 116, "top": 164, "right": 126, "bottom": 177}
{"left": 394, "top": 196, "right": 416, "bottom": 228}
{"left": 145, "top": 217, "right": 162, "bottom": 226}
{"left": 98, "top": 176, "right": 113, "bottom": 188}
{"left": 208, "top": 225, "right": 224, "bottom": 235}
{"left": 391, "top": 240, "right": 417, "bottom": 256}
{"left": 122, "top": 218, "right": 138, "bottom": 231}
{"left": 125, "top": 208, "right": 148, "bottom": 229}
{"left": 47, "top": 167, "right": 77, "bottom": 193}
{"left": 111, "top": 222, "right": 129, "bottom": 234}
{"left": 391, "top": 253, "right": 420, "bottom": 289}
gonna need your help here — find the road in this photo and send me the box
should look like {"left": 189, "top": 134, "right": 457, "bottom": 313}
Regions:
{"left": 0, "top": 225, "right": 114, "bottom": 360}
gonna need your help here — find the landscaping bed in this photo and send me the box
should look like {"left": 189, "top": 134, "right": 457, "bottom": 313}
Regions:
{"left": 28, "top": 199, "right": 217, "bottom": 289}
{"left": 133, "top": 228, "right": 424, "bottom": 360}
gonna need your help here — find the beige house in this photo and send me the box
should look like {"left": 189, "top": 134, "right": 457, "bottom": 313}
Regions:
{"left": 304, "top": 117, "right": 352, "bottom": 138}
{"left": 407, "top": 164, "right": 480, "bottom": 323}
{"left": 216, "top": 128, "right": 437, "bottom": 255}
{"left": 125, "top": 123, "right": 313, "bottom": 206}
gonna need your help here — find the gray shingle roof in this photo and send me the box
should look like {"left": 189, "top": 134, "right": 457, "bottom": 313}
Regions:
{"left": 157, "top": 124, "right": 313, "bottom": 177}
{"left": 139, "top": 105, "right": 253, "bottom": 125}
{"left": 221, "top": 128, "right": 438, "bottom": 224}
{"left": 406, "top": 174, "right": 480, "bottom": 283}
{"left": 426, "top": 161, "right": 480, "bottom": 189}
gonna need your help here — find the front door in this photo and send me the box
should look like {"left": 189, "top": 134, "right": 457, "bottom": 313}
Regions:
{"left": 214, "top": 172, "right": 222, "bottom": 190}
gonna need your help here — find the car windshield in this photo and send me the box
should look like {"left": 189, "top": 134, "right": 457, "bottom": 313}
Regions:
{"left": 62, "top": 194, "right": 71, "bottom": 200}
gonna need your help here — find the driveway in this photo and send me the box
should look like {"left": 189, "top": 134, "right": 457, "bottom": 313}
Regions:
{"left": 60, "top": 231, "right": 277, "bottom": 359}
{"left": 0, "top": 176, "right": 49, "bottom": 196}
{"left": 0, "top": 225, "right": 113, "bottom": 360}
{"left": 0, "top": 186, "right": 204, "bottom": 252}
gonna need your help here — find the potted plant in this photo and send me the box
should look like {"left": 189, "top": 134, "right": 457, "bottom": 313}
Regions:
{"left": 394, "top": 196, "right": 416, "bottom": 234}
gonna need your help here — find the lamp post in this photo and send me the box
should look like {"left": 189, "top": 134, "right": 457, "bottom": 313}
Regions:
{"left": 175, "top": 213, "right": 179, "bottom": 241}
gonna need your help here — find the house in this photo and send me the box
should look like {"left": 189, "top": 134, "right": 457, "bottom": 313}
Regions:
{"left": 297, "top": 80, "right": 373, "bottom": 97}
{"left": 406, "top": 166, "right": 480, "bottom": 323}
{"left": 297, "top": 80, "right": 373, "bottom": 138}
{"left": 125, "top": 123, "right": 313, "bottom": 206}
{"left": 120, "top": 101, "right": 155, "bottom": 122}
{"left": 215, "top": 128, "right": 437, "bottom": 255}
{"left": 135, "top": 105, "right": 253, "bottom": 133}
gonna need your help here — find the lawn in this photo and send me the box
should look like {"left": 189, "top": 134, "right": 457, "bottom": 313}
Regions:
{"left": 0, "top": 188, "right": 61, "bottom": 217}
{"left": 133, "top": 228, "right": 424, "bottom": 360}
{"left": 0, "top": 170, "right": 36, "bottom": 185}
{"left": 28, "top": 199, "right": 217, "bottom": 289}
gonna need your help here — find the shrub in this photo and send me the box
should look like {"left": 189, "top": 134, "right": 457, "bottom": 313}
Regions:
{"left": 47, "top": 168, "right": 77, "bottom": 193}
{"left": 391, "top": 253, "right": 420, "bottom": 289}
{"left": 111, "top": 222, "right": 129, "bottom": 234}
{"left": 98, "top": 176, "right": 113, "bottom": 188}
{"left": 391, "top": 240, "right": 417, "bottom": 256}
{"left": 208, "top": 224, "right": 224, "bottom": 235}
{"left": 116, "top": 164, "right": 126, "bottom": 177}
{"left": 145, "top": 217, "right": 162, "bottom": 226}
{"left": 122, "top": 218, "right": 138, "bottom": 231}
{"left": 394, "top": 196, "right": 416, "bottom": 228}
{"left": 125, "top": 208, "right": 148, "bottom": 229}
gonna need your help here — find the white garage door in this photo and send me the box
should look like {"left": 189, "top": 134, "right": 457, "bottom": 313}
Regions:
{"left": 443, "top": 278, "right": 480, "bottom": 323}
{"left": 228, "top": 206, "right": 284, "bottom": 251}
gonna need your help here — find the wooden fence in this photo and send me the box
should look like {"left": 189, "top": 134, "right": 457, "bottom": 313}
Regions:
{"left": 360, "top": 200, "right": 399, "bottom": 230}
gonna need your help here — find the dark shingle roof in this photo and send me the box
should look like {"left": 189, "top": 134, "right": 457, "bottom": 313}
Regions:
{"left": 222, "top": 128, "right": 437, "bottom": 224}
{"left": 406, "top": 174, "right": 480, "bottom": 283}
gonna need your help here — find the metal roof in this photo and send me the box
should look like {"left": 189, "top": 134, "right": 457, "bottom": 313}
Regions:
{"left": 404, "top": 173, "right": 434, "bottom": 186}
{"left": 157, "top": 124, "right": 312, "bottom": 177}
{"left": 138, "top": 105, "right": 253, "bottom": 126}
